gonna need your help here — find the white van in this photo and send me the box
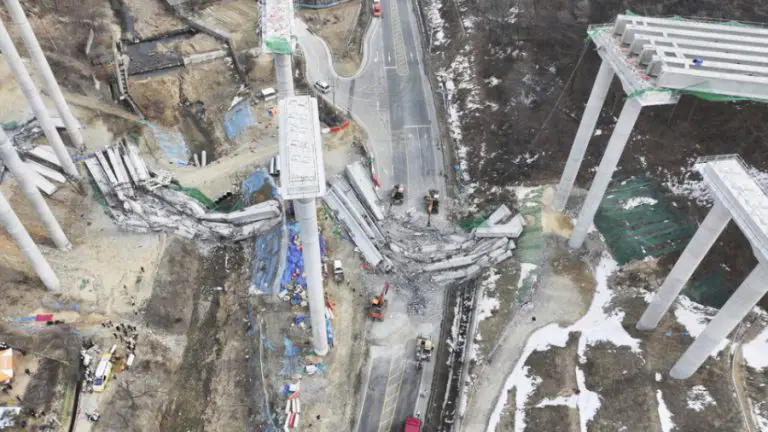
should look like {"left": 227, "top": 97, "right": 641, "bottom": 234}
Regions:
{"left": 261, "top": 87, "right": 277, "bottom": 102}
{"left": 314, "top": 80, "right": 330, "bottom": 94}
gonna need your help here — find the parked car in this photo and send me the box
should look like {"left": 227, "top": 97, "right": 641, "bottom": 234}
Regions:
{"left": 314, "top": 80, "right": 331, "bottom": 94}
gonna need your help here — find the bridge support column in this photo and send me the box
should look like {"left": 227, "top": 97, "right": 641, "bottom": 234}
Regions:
{"left": 569, "top": 98, "right": 642, "bottom": 249}
{"left": 553, "top": 61, "right": 614, "bottom": 212}
{"left": 671, "top": 263, "right": 768, "bottom": 379}
{"left": 637, "top": 200, "right": 731, "bottom": 331}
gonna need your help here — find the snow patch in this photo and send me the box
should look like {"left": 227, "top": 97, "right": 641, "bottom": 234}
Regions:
{"left": 486, "top": 76, "right": 502, "bottom": 87}
{"left": 655, "top": 372, "right": 662, "bottom": 382}
{"left": 535, "top": 395, "right": 578, "bottom": 408}
{"left": 743, "top": 323, "right": 768, "bottom": 370}
{"left": 656, "top": 390, "right": 676, "bottom": 432}
{"left": 425, "top": 0, "right": 446, "bottom": 46}
{"left": 477, "top": 268, "right": 501, "bottom": 322}
{"left": 576, "top": 367, "right": 601, "bottom": 431}
{"left": 623, "top": 197, "right": 658, "bottom": 209}
{"left": 674, "top": 295, "right": 729, "bottom": 356}
{"left": 686, "top": 385, "right": 715, "bottom": 412}
{"left": 488, "top": 254, "right": 643, "bottom": 431}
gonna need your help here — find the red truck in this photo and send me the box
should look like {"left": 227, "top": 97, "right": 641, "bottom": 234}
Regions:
{"left": 404, "top": 416, "right": 422, "bottom": 432}
{"left": 372, "top": 0, "right": 381, "bottom": 17}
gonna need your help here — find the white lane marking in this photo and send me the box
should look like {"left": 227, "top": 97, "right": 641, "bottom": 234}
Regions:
{"left": 384, "top": 66, "right": 396, "bottom": 69}
{"left": 414, "top": 131, "right": 425, "bottom": 179}
{"left": 388, "top": 53, "right": 392, "bottom": 63}
{"left": 402, "top": 124, "right": 431, "bottom": 129}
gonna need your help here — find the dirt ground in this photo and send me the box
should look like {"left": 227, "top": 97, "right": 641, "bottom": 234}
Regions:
{"left": 194, "top": 0, "right": 261, "bottom": 50}
{"left": 123, "top": 0, "right": 187, "bottom": 40}
{"left": 252, "top": 208, "right": 371, "bottom": 431}
{"left": 1, "top": 0, "right": 118, "bottom": 97}
{"left": 128, "top": 58, "right": 240, "bottom": 161}
{"left": 298, "top": 2, "right": 366, "bottom": 77}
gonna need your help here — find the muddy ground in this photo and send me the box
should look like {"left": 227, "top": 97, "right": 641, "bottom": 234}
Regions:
{"left": 92, "top": 239, "right": 262, "bottom": 432}
{"left": 298, "top": 1, "right": 367, "bottom": 76}
{"left": 422, "top": 0, "right": 768, "bottom": 307}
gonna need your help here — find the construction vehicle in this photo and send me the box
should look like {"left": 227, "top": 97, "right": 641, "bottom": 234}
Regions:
{"left": 404, "top": 416, "right": 422, "bottom": 432}
{"left": 425, "top": 189, "right": 439, "bottom": 226}
{"left": 372, "top": 0, "right": 381, "bottom": 17}
{"left": 416, "top": 335, "right": 433, "bottom": 364}
{"left": 368, "top": 282, "right": 390, "bottom": 320}
{"left": 391, "top": 184, "right": 406, "bottom": 205}
{"left": 333, "top": 260, "right": 344, "bottom": 282}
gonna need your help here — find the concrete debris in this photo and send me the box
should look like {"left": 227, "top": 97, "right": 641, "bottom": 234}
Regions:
{"left": 475, "top": 213, "right": 526, "bottom": 239}
{"left": 324, "top": 188, "right": 391, "bottom": 271}
{"left": 345, "top": 161, "right": 384, "bottom": 221}
{"left": 329, "top": 175, "right": 385, "bottom": 243}
{"left": 484, "top": 204, "right": 513, "bottom": 226}
{"left": 83, "top": 142, "right": 281, "bottom": 242}
{"left": 427, "top": 238, "right": 515, "bottom": 283}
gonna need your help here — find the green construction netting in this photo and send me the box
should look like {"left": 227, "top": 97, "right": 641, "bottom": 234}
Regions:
{"left": 169, "top": 183, "right": 216, "bottom": 209}
{"left": 90, "top": 180, "right": 108, "bottom": 208}
{"left": 594, "top": 178, "right": 697, "bottom": 265}
{"left": 265, "top": 36, "right": 296, "bottom": 55}
{"left": 458, "top": 214, "right": 487, "bottom": 232}
{"left": 683, "top": 271, "right": 732, "bottom": 309}
{"left": 515, "top": 189, "right": 543, "bottom": 305}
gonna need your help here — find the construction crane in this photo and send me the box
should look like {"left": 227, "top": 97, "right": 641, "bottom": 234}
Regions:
{"left": 425, "top": 189, "right": 439, "bottom": 227}
{"left": 368, "top": 282, "right": 390, "bottom": 320}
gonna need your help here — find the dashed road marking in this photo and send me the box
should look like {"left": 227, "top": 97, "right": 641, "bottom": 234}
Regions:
{"left": 387, "top": 0, "right": 409, "bottom": 76}
{"left": 378, "top": 357, "right": 406, "bottom": 432}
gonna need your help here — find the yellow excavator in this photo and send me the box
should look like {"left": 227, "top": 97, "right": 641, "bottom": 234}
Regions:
{"left": 425, "top": 189, "right": 439, "bottom": 226}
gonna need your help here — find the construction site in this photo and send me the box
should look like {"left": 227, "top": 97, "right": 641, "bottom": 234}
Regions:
{"left": 2, "top": 0, "right": 768, "bottom": 431}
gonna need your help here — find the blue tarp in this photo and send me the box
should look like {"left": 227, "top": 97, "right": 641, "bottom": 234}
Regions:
{"left": 278, "top": 221, "right": 326, "bottom": 296}
{"left": 241, "top": 169, "right": 280, "bottom": 205}
{"left": 146, "top": 122, "right": 190, "bottom": 166}
{"left": 326, "top": 318, "right": 334, "bottom": 347}
{"left": 248, "top": 170, "right": 284, "bottom": 295}
{"left": 224, "top": 100, "right": 255, "bottom": 140}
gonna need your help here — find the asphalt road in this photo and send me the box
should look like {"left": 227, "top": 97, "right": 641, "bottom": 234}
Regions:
{"left": 358, "top": 342, "right": 422, "bottom": 432}
{"left": 296, "top": 0, "right": 443, "bottom": 210}
{"left": 296, "top": 4, "right": 443, "bottom": 429}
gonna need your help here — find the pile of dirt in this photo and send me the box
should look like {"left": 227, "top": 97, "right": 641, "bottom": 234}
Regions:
{"left": 129, "top": 75, "right": 182, "bottom": 126}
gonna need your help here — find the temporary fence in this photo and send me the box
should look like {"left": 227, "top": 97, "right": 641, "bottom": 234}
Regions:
{"left": 594, "top": 177, "right": 696, "bottom": 265}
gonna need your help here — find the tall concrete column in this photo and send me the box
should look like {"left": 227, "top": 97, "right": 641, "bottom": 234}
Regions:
{"left": 0, "top": 189, "right": 59, "bottom": 290}
{"left": 275, "top": 54, "right": 294, "bottom": 99}
{"left": 670, "top": 263, "right": 768, "bottom": 379}
{"left": 0, "top": 128, "right": 70, "bottom": 250}
{"left": 553, "top": 61, "right": 615, "bottom": 212}
{"left": 4, "top": 0, "right": 85, "bottom": 149}
{"left": 0, "top": 17, "right": 78, "bottom": 178}
{"left": 568, "top": 98, "right": 642, "bottom": 249}
{"left": 637, "top": 200, "right": 731, "bottom": 331}
{"left": 294, "top": 198, "right": 329, "bottom": 356}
